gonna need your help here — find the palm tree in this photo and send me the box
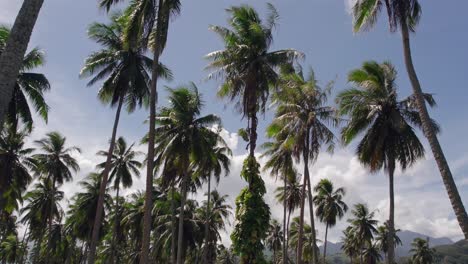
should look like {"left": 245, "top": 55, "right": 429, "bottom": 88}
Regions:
{"left": 206, "top": 4, "right": 302, "bottom": 158}
{"left": 0, "top": 124, "right": 35, "bottom": 215}
{"left": 337, "top": 61, "right": 433, "bottom": 263}
{"left": 0, "top": 26, "right": 50, "bottom": 131}
{"left": 266, "top": 219, "right": 283, "bottom": 264}
{"left": 194, "top": 143, "right": 231, "bottom": 264}
{"left": 410, "top": 238, "right": 436, "bottom": 264}
{"left": 362, "top": 243, "right": 382, "bottom": 264}
{"left": 352, "top": 0, "right": 468, "bottom": 240}
{"left": 313, "top": 179, "right": 348, "bottom": 262}
{"left": 20, "top": 179, "right": 64, "bottom": 262}
{"left": 198, "top": 191, "right": 232, "bottom": 264}
{"left": 341, "top": 227, "right": 359, "bottom": 264}
{"left": 347, "top": 204, "right": 378, "bottom": 263}
{"left": 289, "top": 217, "right": 321, "bottom": 263}
{"left": 0, "top": 234, "right": 26, "bottom": 263}
{"left": 152, "top": 84, "right": 226, "bottom": 264}
{"left": 0, "top": 0, "right": 45, "bottom": 130}
{"left": 375, "top": 222, "right": 402, "bottom": 261}
{"left": 96, "top": 136, "right": 142, "bottom": 262}
{"left": 216, "top": 245, "right": 238, "bottom": 264}
{"left": 80, "top": 11, "right": 172, "bottom": 263}
{"left": 275, "top": 173, "right": 303, "bottom": 260}
{"left": 262, "top": 132, "right": 295, "bottom": 264}
{"left": 121, "top": 191, "right": 146, "bottom": 263}
{"left": 269, "top": 66, "right": 336, "bottom": 264}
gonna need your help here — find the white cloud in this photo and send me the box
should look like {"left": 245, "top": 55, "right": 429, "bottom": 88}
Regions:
{"left": 0, "top": 1, "right": 21, "bottom": 24}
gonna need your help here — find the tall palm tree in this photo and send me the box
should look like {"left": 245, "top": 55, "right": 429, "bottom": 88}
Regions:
{"left": 347, "top": 204, "right": 378, "bottom": 263}
{"left": 410, "top": 238, "right": 436, "bottom": 264}
{"left": 266, "top": 219, "right": 283, "bottom": 264}
{"left": 275, "top": 173, "right": 303, "bottom": 260}
{"left": 375, "top": 221, "right": 402, "bottom": 261}
{"left": 262, "top": 133, "right": 295, "bottom": 264}
{"left": 289, "top": 217, "right": 321, "bottom": 263}
{"left": 152, "top": 84, "right": 226, "bottom": 264}
{"left": 269, "top": 66, "right": 336, "bottom": 264}
{"left": 194, "top": 142, "right": 231, "bottom": 264}
{"left": 341, "top": 227, "right": 359, "bottom": 264}
{"left": 20, "top": 179, "right": 64, "bottom": 262}
{"left": 337, "top": 61, "right": 432, "bottom": 263}
{"left": 0, "top": 0, "right": 45, "bottom": 130}
{"left": 121, "top": 191, "right": 146, "bottom": 263}
{"left": 0, "top": 26, "right": 50, "bottom": 131}
{"left": 0, "top": 124, "right": 35, "bottom": 215}
{"left": 80, "top": 11, "right": 172, "bottom": 263}
{"left": 206, "top": 4, "right": 302, "bottom": 158}
{"left": 0, "top": 234, "right": 26, "bottom": 263}
{"left": 96, "top": 136, "right": 142, "bottom": 263}
{"left": 352, "top": 0, "right": 468, "bottom": 240}
{"left": 313, "top": 179, "right": 348, "bottom": 262}
{"left": 362, "top": 243, "right": 382, "bottom": 264}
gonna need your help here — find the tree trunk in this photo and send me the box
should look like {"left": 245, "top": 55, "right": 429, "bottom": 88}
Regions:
{"left": 140, "top": 0, "right": 166, "bottom": 262}
{"left": 387, "top": 160, "right": 395, "bottom": 264}
{"left": 170, "top": 183, "right": 177, "bottom": 264}
{"left": 287, "top": 210, "right": 291, "bottom": 263}
{"left": 306, "top": 166, "right": 318, "bottom": 264}
{"left": 400, "top": 20, "right": 468, "bottom": 239}
{"left": 248, "top": 109, "right": 258, "bottom": 159}
{"left": 323, "top": 224, "right": 329, "bottom": 264}
{"left": 203, "top": 174, "right": 212, "bottom": 264}
{"left": 110, "top": 184, "right": 121, "bottom": 264}
{"left": 87, "top": 94, "right": 124, "bottom": 264}
{"left": 283, "top": 175, "right": 288, "bottom": 264}
{"left": 176, "top": 171, "right": 189, "bottom": 264}
{"left": 0, "top": 0, "right": 44, "bottom": 131}
{"left": 19, "top": 223, "right": 30, "bottom": 264}
{"left": 297, "top": 152, "right": 308, "bottom": 264}
{"left": 48, "top": 176, "right": 56, "bottom": 259}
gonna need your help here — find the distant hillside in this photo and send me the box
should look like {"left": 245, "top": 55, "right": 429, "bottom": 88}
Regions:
{"left": 319, "top": 230, "right": 453, "bottom": 258}
{"left": 433, "top": 239, "right": 468, "bottom": 264}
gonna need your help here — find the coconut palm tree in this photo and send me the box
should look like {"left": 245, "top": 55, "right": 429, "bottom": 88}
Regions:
{"left": 347, "top": 204, "right": 378, "bottom": 263}
{"left": 375, "top": 221, "right": 402, "bottom": 261}
{"left": 289, "top": 217, "right": 321, "bottom": 263}
{"left": 0, "top": 26, "right": 50, "bottom": 131}
{"left": 0, "top": 124, "right": 36, "bottom": 215}
{"left": 151, "top": 84, "right": 226, "bottom": 264}
{"left": 313, "top": 179, "right": 348, "bottom": 262}
{"left": 96, "top": 136, "right": 142, "bottom": 262}
{"left": 275, "top": 173, "right": 303, "bottom": 260}
{"left": 121, "top": 191, "right": 146, "bottom": 263}
{"left": 206, "top": 4, "right": 302, "bottom": 158}
{"left": 362, "top": 243, "right": 382, "bottom": 264}
{"left": 0, "top": 234, "right": 26, "bottom": 263}
{"left": 351, "top": 0, "right": 468, "bottom": 241}
{"left": 410, "top": 238, "right": 436, "bottom": 264}
{"left": 266, "top": 219, "right": 283, "bottom": 264}
{"left": 270, "top": 66, "right": 336, "bottom": 263}
{"left": 80, "top": 11, "right": 172, "bottom": 262}
{"left": 0, "top": 0, "right": 45, "bottom": 130}
{"left": 262, "top": 132, "right": 295, "bottom": 264}
{"left": 20, "top": 179, "right": 64, "bottom": 262}
{"left": 337, "top": 61, "right": 434, "bottom": 263}
{"left": 341, "top": 227, "right": 359, "bottom": 264}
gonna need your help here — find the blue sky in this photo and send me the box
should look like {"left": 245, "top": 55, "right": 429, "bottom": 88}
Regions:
{"left": 2, "top": 0, "right": 468, "bottom": 244}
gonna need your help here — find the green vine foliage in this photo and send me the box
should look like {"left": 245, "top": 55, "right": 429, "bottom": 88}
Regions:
{"left": 231, "top": 156, "right": 270, "bottom": 264}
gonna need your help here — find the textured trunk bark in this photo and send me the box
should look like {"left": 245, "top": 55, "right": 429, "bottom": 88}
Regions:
{"left": 400, "top": 20, "right": 468, "bottom": 239}
{"left": 110, "top": 185, "right": 121, "bottom": 264}
{"left": 323, "top": 224, "right": 328, "bottom": 264}
{"left": 297, "top": 149, "right": 308, "bottom": 264}
{"left": 48, "top": 176, "right": 56, "bottom": 259}
{"left": 306, "top": 167, "right": 318, "bottom": 264}
{"left": 87, "top": 95, "right": 124, "bottom": 264}
{"left": 282, "top": 175, "right": 288, "bottom": 264}
{"left": 287, "top": 210, "right": 291, "bottom": 262}
{"left": 0, "top": 0, "right": 44, "bottom": 131}
{"left": 140, "top": 1, "right": 166, "bottom": 262}
{"left": 387, "top": 160, "right": 395, "bottom": 264}
{"left": 170, "top": 183, "right": 177, "bottom": 264}
{"left": 249, "top": 113, "right": 258, "bottom": 159}
{"left": 176, "top": 171, "right": 189, "bottom": 264}
{"left": 203, "top": 174, "right": 212, "bottom": 264}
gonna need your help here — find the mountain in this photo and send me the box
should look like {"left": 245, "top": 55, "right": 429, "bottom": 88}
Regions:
{"left": 319, "top": 230, "right": 453, "bottom": 257}
{"left": 433, "top": 239, "right": 468, "bottom": 264}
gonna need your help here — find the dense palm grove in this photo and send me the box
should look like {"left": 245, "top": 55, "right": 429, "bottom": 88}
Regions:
{"left": 0, "top": 0, "right": 466, "bottom": 264}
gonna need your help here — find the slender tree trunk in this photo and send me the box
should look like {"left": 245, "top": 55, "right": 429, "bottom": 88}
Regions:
{"left": 140, "top": 1, "right": 167, "bottom": 262}
{"left": 0, "top": 0, "right": 44, "bottom": 131}
{"left": 110, "top": 185, "right": 121, "bottom": 264}
{"left": 297, "top": 154, "right": 308, "bottom": 264}
{"left": 287, "top": 209, "right": 291, "bottom": 262}
{"left": 170, "top": 183, "right": 177, "bottom": 264}
{"left": 87, "top": 95, "right": 124, "bottom": 264}
{"left": 273, "top": 248, "right": 276, "bottom": 264}
{"left": 387, "top": 160, "right": 395, "bottom": 264}
{"left": 323, "top": 224, "right": 329, "bottom": 264}
{"left": 176, "top": 171, "right": 189, "bottom": 264}
{"left": 248, "top": 111, "right": 258, "bottom": 158}
{"left": 305, "top": 166, "right": 318, "bottom": 264}
{"left": 19, "top": 223, "right": 30, "bottom": 264}
{"left": 283, "top": 176, "right": 288, "bottom": 264}
{"left": 400, "top": 20, "right": 468, "bottom": 239}
{"left": 203, "top": 174, "right": 212, "bottom": 264}
{"left": 47, "top": 176, "right": 56, "bottom": 259}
